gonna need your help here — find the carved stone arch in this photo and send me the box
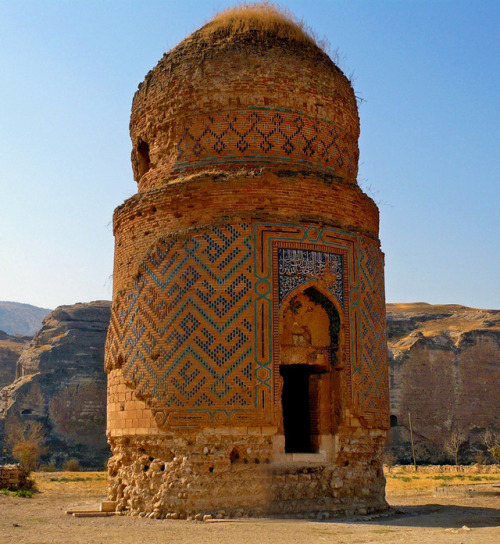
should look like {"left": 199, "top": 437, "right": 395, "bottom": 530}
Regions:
{"left": 279, "top": 279, "right": 344, "bottom": 326}
{"left": 278, "top": 280, "right": 345, "bottom": 369}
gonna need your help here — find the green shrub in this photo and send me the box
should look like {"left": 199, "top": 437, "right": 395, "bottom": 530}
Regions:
{"left": 12, "top": 489, "right": 34, "bottom": 498}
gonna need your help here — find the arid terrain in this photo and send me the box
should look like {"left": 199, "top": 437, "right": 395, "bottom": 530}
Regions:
{"left": 1, "top": 467, "right": 499, "bottom": 543}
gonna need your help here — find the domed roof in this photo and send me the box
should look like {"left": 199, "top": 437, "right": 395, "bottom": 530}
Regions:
{"left": 130, "top": 4, "right": 359, "bottom": 191}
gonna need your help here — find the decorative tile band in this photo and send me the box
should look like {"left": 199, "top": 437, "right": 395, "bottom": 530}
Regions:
{"left": 106, "top": 224, "right": 256, "bottom": 426}
{"left": 254, "top": 223, "right": 388, "bottom": 424}
{"left": 173, "top": 109, "right": 358, "bottom": 178}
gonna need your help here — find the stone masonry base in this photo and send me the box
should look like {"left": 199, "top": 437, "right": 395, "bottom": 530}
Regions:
{"left": 107, "top": 429, "right": 388, "bottom": 519}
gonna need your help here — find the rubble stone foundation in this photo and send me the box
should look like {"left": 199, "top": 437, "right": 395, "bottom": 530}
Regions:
{"left": 107, "top": 426, "right": 387, "bottom": 518}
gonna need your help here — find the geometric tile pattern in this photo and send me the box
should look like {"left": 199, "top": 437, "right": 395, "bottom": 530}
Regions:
{"left": 106, "top": 223, "right": 254, "bottom": 425}
{"left": 106, "top": 221, "right": 388, "bottom": 428}
{"left": 356, "top": 236, "right": 389, "bottom": 416}
{"left": 173, "top": 108, "right": 358, "bottom": 179}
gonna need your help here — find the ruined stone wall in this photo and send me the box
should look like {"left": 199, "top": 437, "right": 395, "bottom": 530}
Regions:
{"left": 0, "top": 464, "right": 28, "bottom": 490}
{"left": 107, "top": 423, "right": 387, "bottom": 519}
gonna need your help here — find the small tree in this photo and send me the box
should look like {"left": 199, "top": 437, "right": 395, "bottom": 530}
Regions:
{"left": 383, "top": 451, "right": 396, "bottom": 472}
{"left": 63, "top": 458, "right": 81, "bottom": 472}
{"left": 444, "top": 428, "right": 466, "bottom": 469}
{"left": 483, "top": 428, "right": 498, "bottom": 449}
{"left": 482, "top": 428, "right": 500, "bottom": 464}
{"left": 5, "top": 418, "right": 47, "bottom": 472}
{"left": 489, "top": 446, "right": 500, "bottom": 464}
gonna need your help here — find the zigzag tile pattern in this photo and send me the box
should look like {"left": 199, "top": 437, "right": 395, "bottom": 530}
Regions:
{"left": 174, "top": 109, "right": 358, "bottom": 178}
{"left": 106, "top": 224, "right": 254, "bottom": 416}
{"left": 358, "top": 236, "right": 389, "bottom": 414}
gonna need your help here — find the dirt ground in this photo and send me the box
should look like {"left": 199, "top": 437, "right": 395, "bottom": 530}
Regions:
{"left": 1, "top": 469, "right": 499, "bottom": 544}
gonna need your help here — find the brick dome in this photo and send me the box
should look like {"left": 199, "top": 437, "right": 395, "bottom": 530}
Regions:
{"left": 130, "top": 13, "right": 360, "bottom": 191}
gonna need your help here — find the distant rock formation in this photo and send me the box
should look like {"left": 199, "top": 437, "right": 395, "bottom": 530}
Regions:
{"left": 0, "top": 301, "right": 51, "bottom": 336}
{"left": 0, "top": 301, "right": 111, "bottom": 468}
{"left": 0, "top": 331, "right": 31, "bottom": 389}
{"left": 386, "top": 303, "right": 500, "bottom": 464}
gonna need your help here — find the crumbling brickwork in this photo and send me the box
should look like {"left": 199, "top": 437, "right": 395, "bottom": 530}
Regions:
{"left": 105, "top": 8, "right": 389, "bottom": 518}
{"left": 0, "top": 464, "right": 28, "bottom": 490}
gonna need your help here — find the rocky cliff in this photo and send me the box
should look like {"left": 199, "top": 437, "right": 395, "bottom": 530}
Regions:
{"left": 0, "top": 301, "right": 111, "bottom": 468}
{"left": 386, "top": 303, "right": 500, "bottom": 464}
{"left": 0, "top": 331, "right": 31, "bottom": 390}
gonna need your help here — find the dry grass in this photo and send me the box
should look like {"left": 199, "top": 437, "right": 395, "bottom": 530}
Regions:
{"left": 199, "top": 2, "right": 328, "bottom": 52}
{"left": 2, "top": 469, "right": 498, "bottom": 544}
{"left": 34, "top": 471, "right": 107, "bottom": 497}
{"left": 385, "top": 467, "right": 500, "bottom": 493}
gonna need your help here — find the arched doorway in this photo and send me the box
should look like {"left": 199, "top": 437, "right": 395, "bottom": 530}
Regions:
{"left": 279, "top": 286, "right": 341, "bottom": 453}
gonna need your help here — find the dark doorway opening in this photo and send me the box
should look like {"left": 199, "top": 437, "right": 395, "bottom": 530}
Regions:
{"left": 280, "top": 364, "right": 315, "bottom": 453}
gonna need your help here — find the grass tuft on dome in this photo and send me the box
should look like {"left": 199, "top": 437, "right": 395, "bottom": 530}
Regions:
{"left": 200, "top": 2, "right": 329, "bottom": 52}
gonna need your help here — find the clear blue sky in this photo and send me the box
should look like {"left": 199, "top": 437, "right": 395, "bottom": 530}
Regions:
{"left": 1, "top": 0, "right": 498, "bottom": 310}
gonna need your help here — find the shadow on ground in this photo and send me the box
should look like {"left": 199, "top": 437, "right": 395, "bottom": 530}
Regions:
{"left": 328, "top": 504, "right": 500, "bottom": 529}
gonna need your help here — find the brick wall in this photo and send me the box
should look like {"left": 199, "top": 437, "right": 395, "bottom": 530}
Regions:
{"left": 0, "top": 464, "right": 28, "bottom": 490}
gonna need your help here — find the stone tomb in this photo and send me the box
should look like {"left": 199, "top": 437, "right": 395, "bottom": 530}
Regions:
{"left": 105, "top": 6, "right": 389, "bottom": 518}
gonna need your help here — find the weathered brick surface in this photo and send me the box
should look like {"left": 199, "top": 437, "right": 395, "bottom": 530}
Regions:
{"left": 130, "top": 33, "right": 359, "bottom": 191}
{"left": 111, "top": 171, "right": 379, "bottom": 292}
{"left": 106, "top": 12, "right": 388, "bottom": 517}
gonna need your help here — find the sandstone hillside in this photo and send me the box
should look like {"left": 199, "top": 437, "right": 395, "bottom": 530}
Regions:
{"left": 386, "top": 302, "right": 500, "bottom": 464}
{"left": 0, "top": 301, "right": 111, "bottom": 468}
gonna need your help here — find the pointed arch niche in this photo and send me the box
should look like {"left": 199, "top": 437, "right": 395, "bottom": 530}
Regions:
{"left": 276, "top": 284, "right": 343, "bottom": 457}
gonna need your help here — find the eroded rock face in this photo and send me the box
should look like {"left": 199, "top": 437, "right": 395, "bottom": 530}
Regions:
{"left": 386, "top": 303, "right": 500, "bottom": 464}
{"left": 0, "top": 301, "right": 111, "bottom": 468}
{"left": 0, "top": 331, "right": 31, "bottom": 389}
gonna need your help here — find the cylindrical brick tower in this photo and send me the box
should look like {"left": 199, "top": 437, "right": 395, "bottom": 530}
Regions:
{"left": 105, "top": 5, "right": 389, "bottom": 518}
